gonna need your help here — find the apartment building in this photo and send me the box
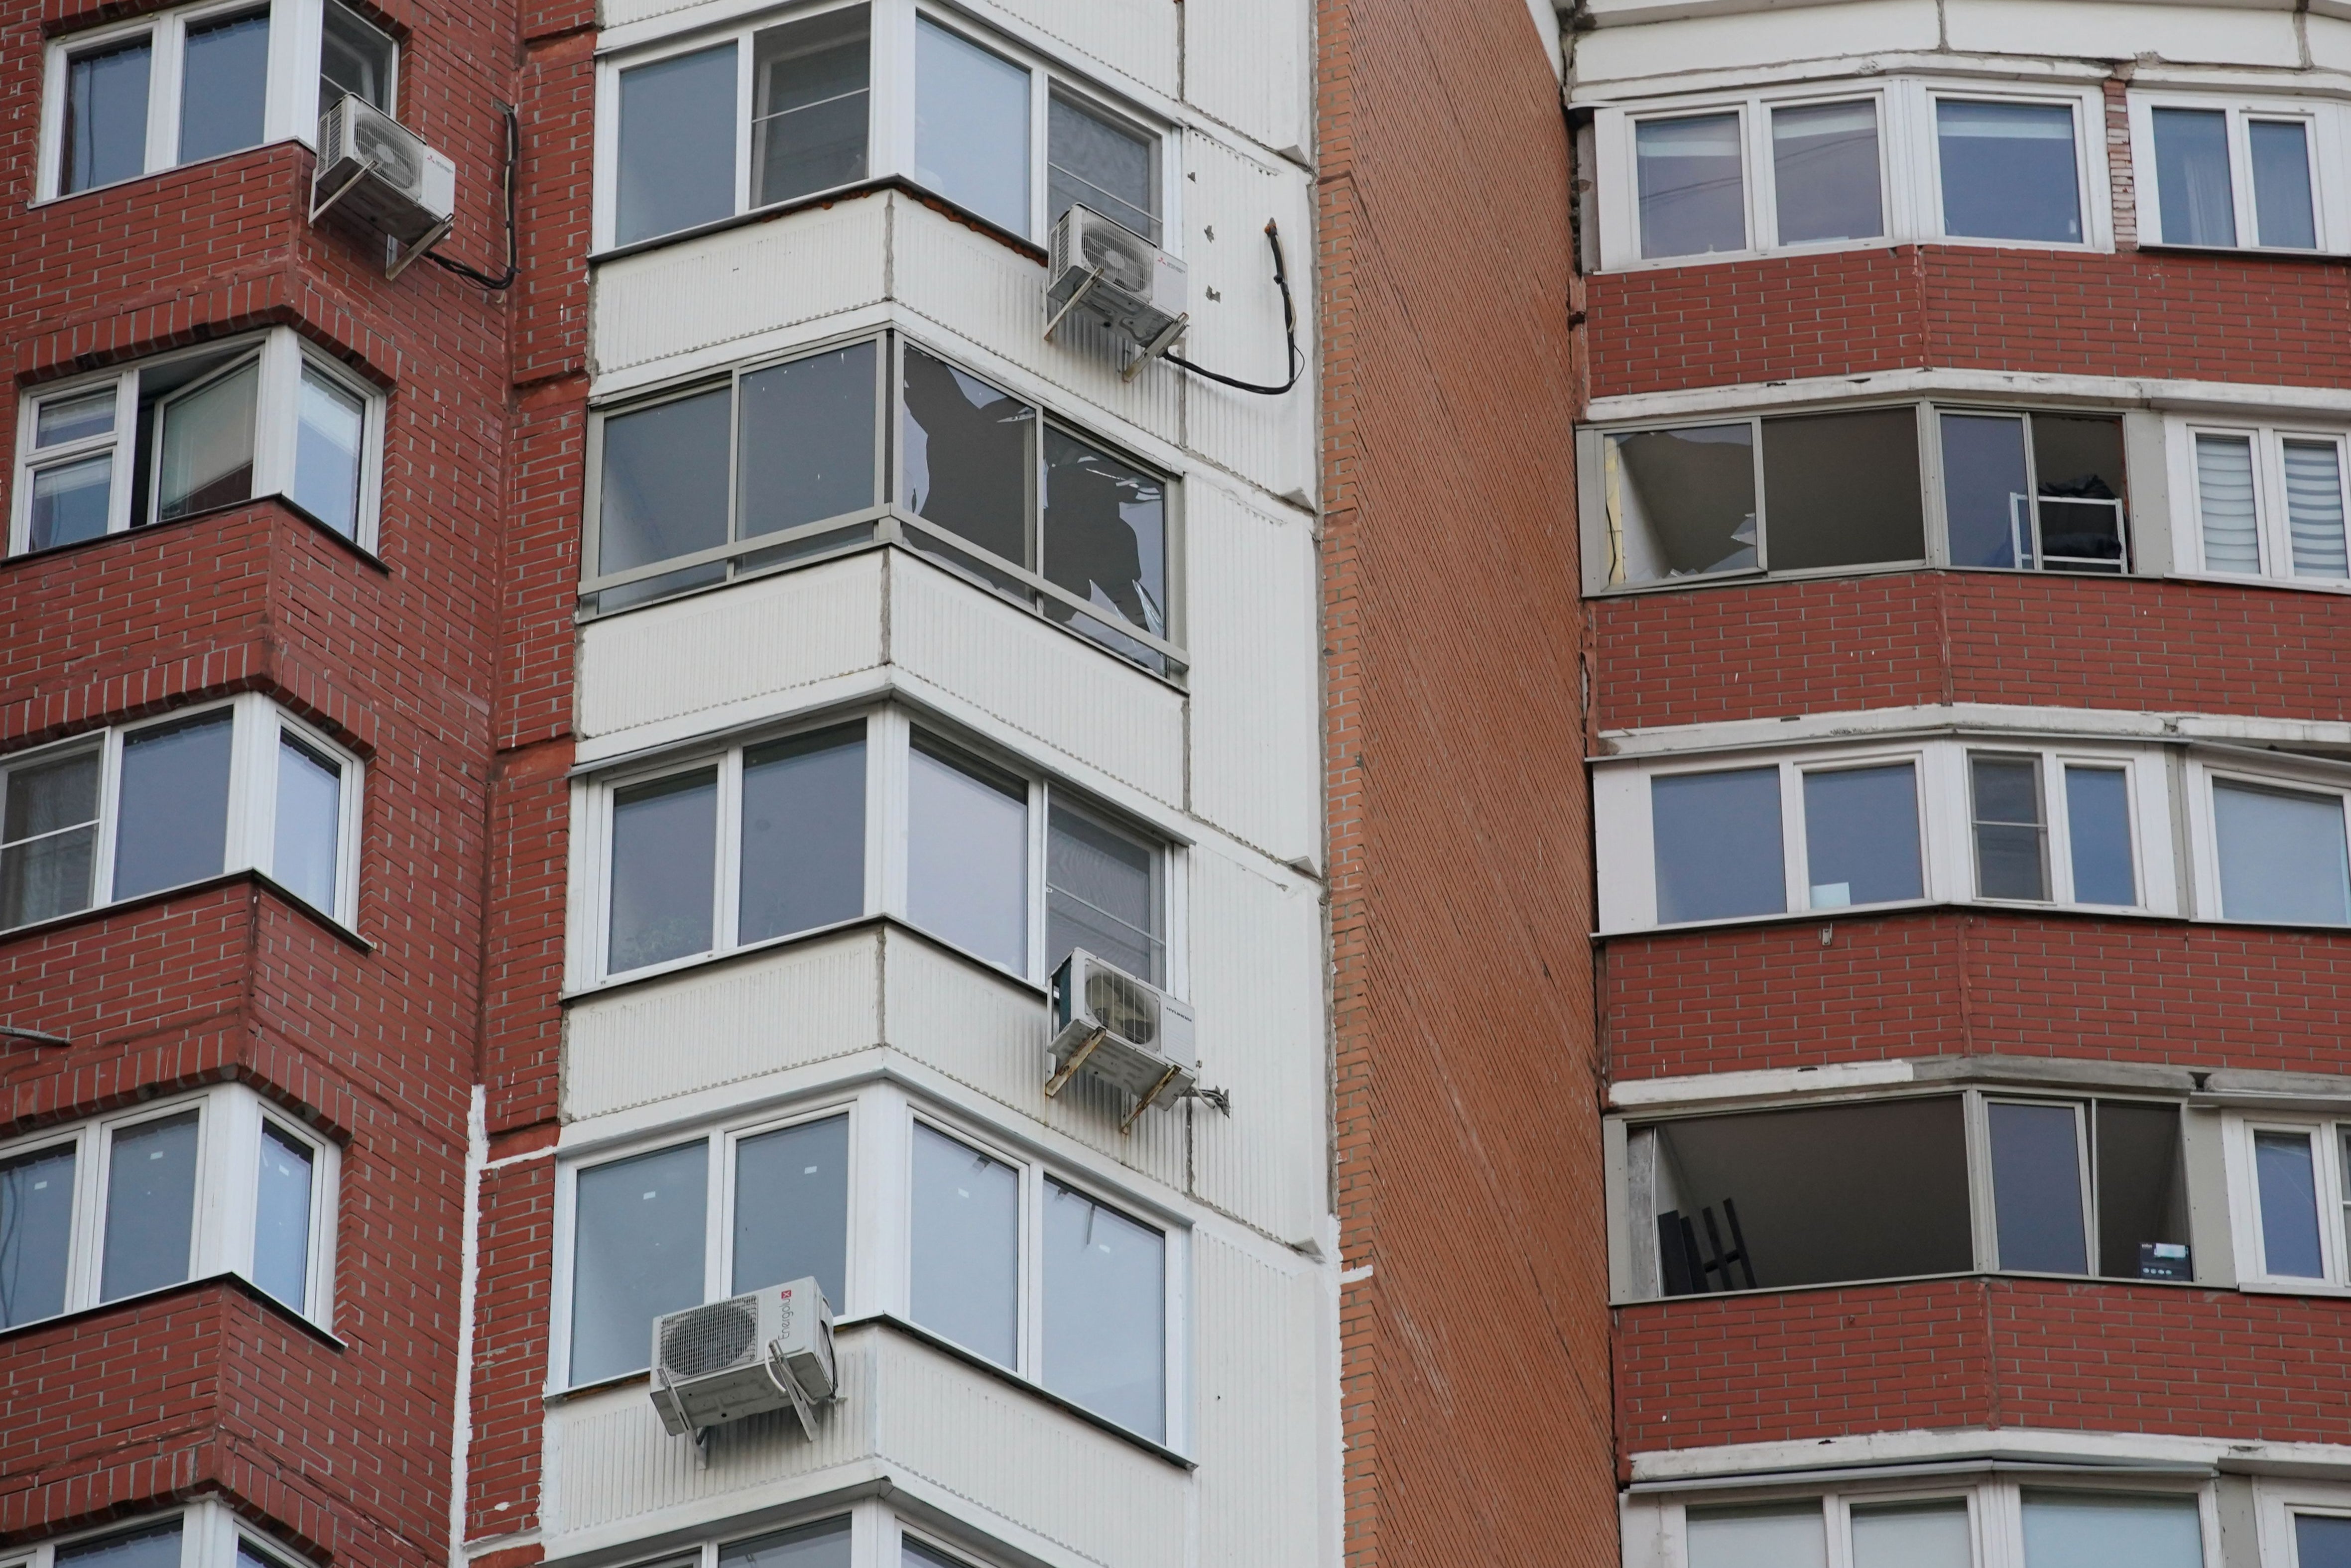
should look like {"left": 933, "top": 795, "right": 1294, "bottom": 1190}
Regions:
{"left": 1566, "top": 2, "right": 2351, "bottom": 1566}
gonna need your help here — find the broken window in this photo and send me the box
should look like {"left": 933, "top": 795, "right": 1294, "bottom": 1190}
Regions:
{"left": 1602, "top": 423, "right": 1756, "bottom": 583}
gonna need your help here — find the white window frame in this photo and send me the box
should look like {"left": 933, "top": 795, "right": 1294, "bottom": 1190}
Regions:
{"left": 592, "top": 1502, "right": 1039, "bottom": 1568}
{"left": 36, "top": 0, "right": 395, "bottom": 203}
{"left": 591, "top": 0, "right": 1183, "bottom": 254}
{"left": 2184, "top": 753, "right": 2351, "bottom": 929}
{"left": 2128, "top": 91, "right": 2345, "bottom": 254}
{"left": 2167, "top": 416, "right": 2351, "bottom": 588}
{"left": 0, "top": 1083, "right": 339, "bottom": 1334}
{"left": 0, "top": 693, "right": 365, "bottom": 934}
{"left": 1915, "top": 80, "right": 2111, "bottom": 254}
{"left": 2222, "top": 1112, "right": 2351, "bottom": 1293}
{"left": 10, "top": 327, "right": 387, "bottom": 555}
{"left": 2254, "top": 1476, "right": 2351, "bottom": 1567}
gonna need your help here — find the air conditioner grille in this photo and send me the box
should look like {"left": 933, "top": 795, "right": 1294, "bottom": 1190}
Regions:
{"left": 660, "top": 1298, "right": 759, "bottom": 1378}
{"left": 1086, "top": 965, "right": 1159, "bottom": 1047}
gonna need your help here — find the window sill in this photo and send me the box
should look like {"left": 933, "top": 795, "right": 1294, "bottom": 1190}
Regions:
{"left": 1596, "top": 236, "right": 2108, "bottom": 275}
{"left": 2166, "top": 568, "right": 2351, "bottom": 599}
{"left": 2235, "top": 1278, "right": 2351, "bottom": 1299}
{"left": 1597, "top": 898, "right": 2206, "bottom": 942}
{"left": 587, "top": 174, "right": 1048, "bottom": 269}
{"left": 0, "top": 868, "right": 371, "bottom": 957}
{"left": 4, "top": 491, "right": 386, "bottom": 577}
{"left": 1583, "top": 560, "right": 2139, "bottom": 601}
{"left": 2136, "top": 240, "right": 2345, "bottom": 263}
{"left": 560, "top": 913, "right": 1045, "bottom": 1007}
{"left": 1614, "top": 1268, "right": 2218, "bottom": 1309}
{"left": 27, "top": 135, "right": 306, "bottom": 209}
{"left": 0, "top": 1268, "right": 343, "bottom": 1350}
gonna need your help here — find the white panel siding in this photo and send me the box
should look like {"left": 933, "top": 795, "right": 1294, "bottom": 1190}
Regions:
{"left": 1183, "top": 0, "right": 1309, "bottom": 157}
{"left": 594, "top": 197, "right": 889, "bottom": 376}
{"left": 990, "top": 0, "right": 1179, "bottom": 95}
{"left": 1180, "top": 134, "right": 1316, "bottom": 506}
{"left": 1185, "top": 482, "right": 1320, "bottom": 866}
{"left": 565, "top": 932, "right": 883, "bottom": 1119}
{"left": 1186, "top": 850, "right": 1326, "bottom": 1243}
{"left": 888, "top": 553, "right": 1186, "bottom": 806}
{"left": 576, "top": 554, "right": 886, "bottom": 743}
{"left": 1944, "top": 0, "right": 2301, "bottom": 66}
{"left": 1569, "top": 1, "right": 1936, "bottom": 89}
{"left": 1194, "top": 1234, "right": 1326, "bottom": 1568}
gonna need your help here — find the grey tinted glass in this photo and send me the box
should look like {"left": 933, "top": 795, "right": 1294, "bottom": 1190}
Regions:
{"left": 39, "top": 390, "right": 117, "bottom": 447}
{"left": 2252, "top": 119, "right": 2318, "bottom": 248}
{"left": 739, "top": 725, "right": 865, "bottom": 944}
{"left": 1042, "top": 1180, "right": 1164, "bottom": 1439}
{"left": 30, "top": 457, "right": 114, "bottom": 551}
{"left": 2194, "top": 432, "right": 2260, "bottom": 573}
{"left": 101, "top": 1110, "right": 200, "bottom": 1300}
{"left": 720, "top": 1519, "right": 852, "bottom": 1568}
{"left": 2298, "top": 1514, "right": 2351, "bottom": 1568}
{"left": 733, "top": 1114, "right": 848, "bottom": 1309}
{"left": 609, "top": 768, "right": 718, "bottom": 971}
{"left": 570, "top": 1140, "right": 707, "bottom": 1383}
{"left": 1771, "top": 100, "right": 1881, "bottom": 243}
{"left": 2, "top": 749, "right": 101, "bottom": 929}
{"left": 1850, "top": 1502, "right": 1971, "bottom": 1568}
{"left": 1651, "top": 768, "right": 1784, "bottom": 923}
{"left": 157, "top": 360, "right": 259, "bottom": 519}
{"left": 752, "top": 8, "right": 869, "bottom": 208}
{"left": 1988, "top": 1101, "right": 2088, "bottom": 1273}
{"left": 1937, "top": 99, "right": 2081, "bottom": 242}
{"left": 902, "top": 1544, "right": 970, "bottom": 1568}
{"left": 739, "top": 342, "right": 877, "bottom": 540}
{"left": 1635, "top": 113, "right": 1744, "bottom": 258}
{"left": 1049, "top": 94, "right": 1156, "bottom": 241}
{"left": 914, "top": 18, "right": 1030, "bottom": 235}
{"left": 1602, "top": 424, "right": 1756, "bottom": 582}
{"left": 2031, "top": 414, "right": 2128, "bottom": 570}
{"left": 1801, "top": 764, "right": 1920, "bottom": 908}
{"left": 2064, "top": 766, "right": 2136, "bottom": 906}
{"left": 2152, "top": 107, "right": 2235, "bottom": 246}
{"left": 1972, "top": 755, "right": 2047, "bottom": 900}
{"left": 253, "top": 1120, "right": 315, "bottom": 1310}
{"left": 909, "top": 1122, "right": 1019, "bottom": 1366}
{"left": 273, "top": 735, "right": 342, "bottom": 912}
{"left": 617, "top": 44, "right": 738, "bottom": 245}
{"left": 321, "top": 0, "right": 395, "bottom": 112}
{"left": 906, "top": 736, "right": 1027, "bottom": 972}
{"left": 1041, "top": 428, "right": 1167, "bottom": 665}
{"left": 2214, "top": 781, "right": 2351, "bottom": 925}
{"left": 0, "top": 1142, "right": 76, "bottom": 1327}
{"left": 1685, "top": 1505, "right": 1827, "bottom": 1568}
{"left": 178, "top": 10, "right": 269, "bottom": 164}
{"left": 293, "top": 365, "right": 366, "bottom": 538}
{"left": 597, "top": 387, "right": 732, "bottom": 606}
{"left": 1047, "top": 804, "right": 1158, "bottom": 982}
{"left": 2095, "top": 1099, "right": 2188, "bottom": 1278}
{"left": 2283, "top": 440, "right": 2349, "bottom": 579}
{"left": 58, "top": 1523, "right": 183, "bottom": 1568}
{"left": 2019, "top": 1491, "right": 2204, "bottom": 1568}
{"left": 63, "top": 40, "right": 151, "bottom": 194}
{"left": 2255, "top": 1129, "right": 2324, "bottom": 1277}
{"left": 1758, "top": 408, "right": 1923, "bottom": 570}
{"left": 1940, "top": 412, "right": 2031, "bottom": 569}
{"left": 113, "top": 711, "right": 235, "bottom": 900}
{"left": 902, "top": 347, "right": 1035, "bottom": 568}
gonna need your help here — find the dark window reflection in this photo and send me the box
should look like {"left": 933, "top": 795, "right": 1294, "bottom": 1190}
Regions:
{"left": 739, "top": 724, "right": 866, "bottom": 944}
{"left": 901, "top": 346, "right": 1035, "bottom": 569}
{"left": 1042, "top": 428, "right": 1166, "bottom": 666}
{"left": 58, "top": 1523, "right": 183, "bottom": 1568}
{"left": 63, "top": 40, "right": 151, "bottom": 194}
{"left": 0, "top": 1143, "right": 76, "bottom": 1327}
{"left": 597, "top": 387, "right": 732, "bottom": 608}
{"left": 178, "top": 10, "right": 270, "bottom": 165}
{"left": 112, "top": 711, "right": 234, "bottom": 901}
{"left": 739, "top": 344, "right": 877, "bottom": 540}
{"left": 752, "top": 7, "right": 869, "bottom": 208}
{"left": 608, "top": 767, "right": 717, "bottom": 971}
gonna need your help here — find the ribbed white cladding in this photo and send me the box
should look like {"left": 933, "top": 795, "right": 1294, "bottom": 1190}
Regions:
{"left": 1183, "top": 0, "right": 1310, "bottom": 156}
{"left": 1195, "top": 1233, "right": 1326, "bottom": 1568}
{"left": 990, "top": 0, "right": 1178, "bottom": 95}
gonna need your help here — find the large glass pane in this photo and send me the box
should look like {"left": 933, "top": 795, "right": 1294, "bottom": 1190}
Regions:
{"left": 63, "top": 39, "right": 151, "bottom": 194}
{"left": 320, "top": 0, "right": 396, "bottom": 113}
{"left": 905, "top": 736, "right": 1027, "bottom": 972}
{"left": 293, "top": 365, "right": 366, "bottom": 539}
{"left": 608, "top": 767, "right": 718, "bottom": 972}
{"left": 1941, "top": 412, "right": 2032, "bottom": 569}
{"left": 156, "top": 360, "right": 259, "bottom": 520}
{"left": 2031, "top": 414, "right": 2129, "bottom": 571}
{"left": 1972, "top": 755, "right": 2047, "bottom": 900}
{"left": 178, "top": 9, "right": 269, "bottom": 164}
{"left": 596, "top": 387, "right": 732, "bottom": 607}
{"left": 29, "top": 457, "right": 114, "bottom": 551}
{"left": 113, "top": 711, "right": 235, "bottom": 901}
{"left": 1801, "top": 764, "right": 1920, "bottom": 908}
{"left": 1, "top": 749, "right": 101, "bottom": 930}
{"left": 2254, "top": 1129, "right": 2325, "bottom": 1278}
{"left": 2214, "top": 781, "right": 2351, "bottom": 925}
{"left": 1049, "top": 94, "right": 1156, "bottom": 242}
{"left": 739, "top": 724, "right": 865, "bottom": 945}
{"left": 2151, "top": 107, "right": 2236, "bottom": 247}
{"left": 1988, "top": 1100, "right": 2089, "bottom": 1274}
{"left": 2193, "top": 432, "right": 2260, "bottom": 573}
{"left": 739, "top": 342, "right": 877, "bottom": 545}
{"left": 1850, "top": 1501, "right": 1972, "bottom": 1568}
{"left": 38, "top": 389, "right": 117, "bottom": 447}
{"left": 272, "top": 734, "right": 343, "bottom": 913}
{"left": 253, "top": 1120, "right": 314, "bottom": 1311}
{"left": 2094, "top": 1099, "right": 2189, "bottom": 1278}
{"left": 616, "top": 43, "right": 738, "bottom": 245}
{"left": 1651, "top": 767, "right": 1785, "bottom": 924}
{"left": 909, "top": 1122, "right": 1019, "bottom": 1367}
{"left": 100, "top": 1110, "right": 200, "bottom": 1301}
{"left": 1601, "top": 423, "right": 1756, "bottom": 582}
{"left": 2019, "top": 1491, "right": 2203, "bottom": 1568}
{"left": 1937, "top": 99, "right": 2082, "bottom": 243}
{"left": 2251, "top": 120, "right": 2318, "bottom": 249}
{"left": 2064, "top": 766, "right": 2137, "bottom": 906}
{"left": 570, "top": 1140, "right": 707, "bottom": 1383}
{"left": 752, "top": 8, "right": 869, "bottom": 209}
{"left": 1771, "top": 100, "right": 1881, "bottom": 244}
{"left": 1635, "top": 113, "right": 1744, "bottom": 259}
{"left": 902, "top": 346, "right": 1035, "bottom": 572}
{"left": 1042, "top": 1179, "right": 1164, "bottom": 1439}
{"left": 2299, "top": 1514, "right": 2351, "bottom": 1568}
{"left": 1684, "top": 1503, "right": 1827, "bottom": 1568}
{"left": 1047, "top": 803, "right": 1159, "bottom": 982}
{"left": 720, "top": 1520, "right": 852, "bottom": 1568}
{"left": 57, "top": 1523, "right": 184, "bottom": 1568}
{"left": 1758, "top": 408, "right": 1923, "bottom": 570}
{"left": 2283, "top": 440, "right": 2349, "bottom": 579}
{"left": 915, "top": 18, "right": 1030, "bottom": 235}
{"left": 732, "top": 1114, "right": 848, "bottom": 1310}
{"left": 1041, "top": 428, "right": 1167, "bottom": 666}
{"left": 0, "top": 1143, "right": 76, "bottom": 1328}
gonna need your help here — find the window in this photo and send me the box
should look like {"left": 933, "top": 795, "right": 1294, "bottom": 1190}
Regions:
{"left": 0, "top": 1085, "right": 335, "bottom": 1332}
{"left": 2181, "top": 423, "right": 2351, "bottom": 584}
{"left": 2297, "top": 1513, "right": 2351, "bottom": 1568}
{"left": 2138, "top": 98, "right": 2325, "bottom": 251}
{"left": 1938, "top": 410, "right": 2128, "bottom": 573}
{"left": 1635, "top": 752, "right": 1924, "bottom": 922}
{"left": 11, "top": 329, "right": 384, "bottom": 555}
{"left": 2230, "top": 1116, "right": 2351, "bottom": 1288}
{"left": 1635, "top": 111, "right": 1746, "bottom": 259}
{"left": 583, "top": 707, "right": 1172, "bottom": 986}
{"left": 1666, "top": 1481, "right": 2207, "bottom": 1568}
{"left": 5, "top": 1506, "right": 324, "bottom": 1568}
{"left": 601, "top": 1, "right": 1168, "bottom": 251}
{"left": 2209, "top": 776, "right": 2351, "bottom": 926}
{"left": 42, "top": 0, "right": 396, "bottom": 200}
{"left": 1629, "top": 97, "right": 1886, "bottom": 261}
{"left": 0, "top": 697, "right": 361, "bottom": 934}
{"left": 1934, "top": 97, "right": 2084, "bottom": 244}
{"left": 1969, "top": 753, "right": 2139, "bottom": 906}
{"left": 584, "top": 332, "right": 1179, "bottom": 676}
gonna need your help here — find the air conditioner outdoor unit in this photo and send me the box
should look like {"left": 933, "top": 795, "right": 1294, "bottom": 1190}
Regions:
{"left": 648, "top": 1277, "right": 836, "bottom": 1440}
{"left": 312, "top": 95, "right": 457, "bottom": 251}
{"left": 1044, "top": 205, "right": 1188, "bottom": 364}
{"left": 1048, "top": 950, "right": 1197, "bottom": 1126}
